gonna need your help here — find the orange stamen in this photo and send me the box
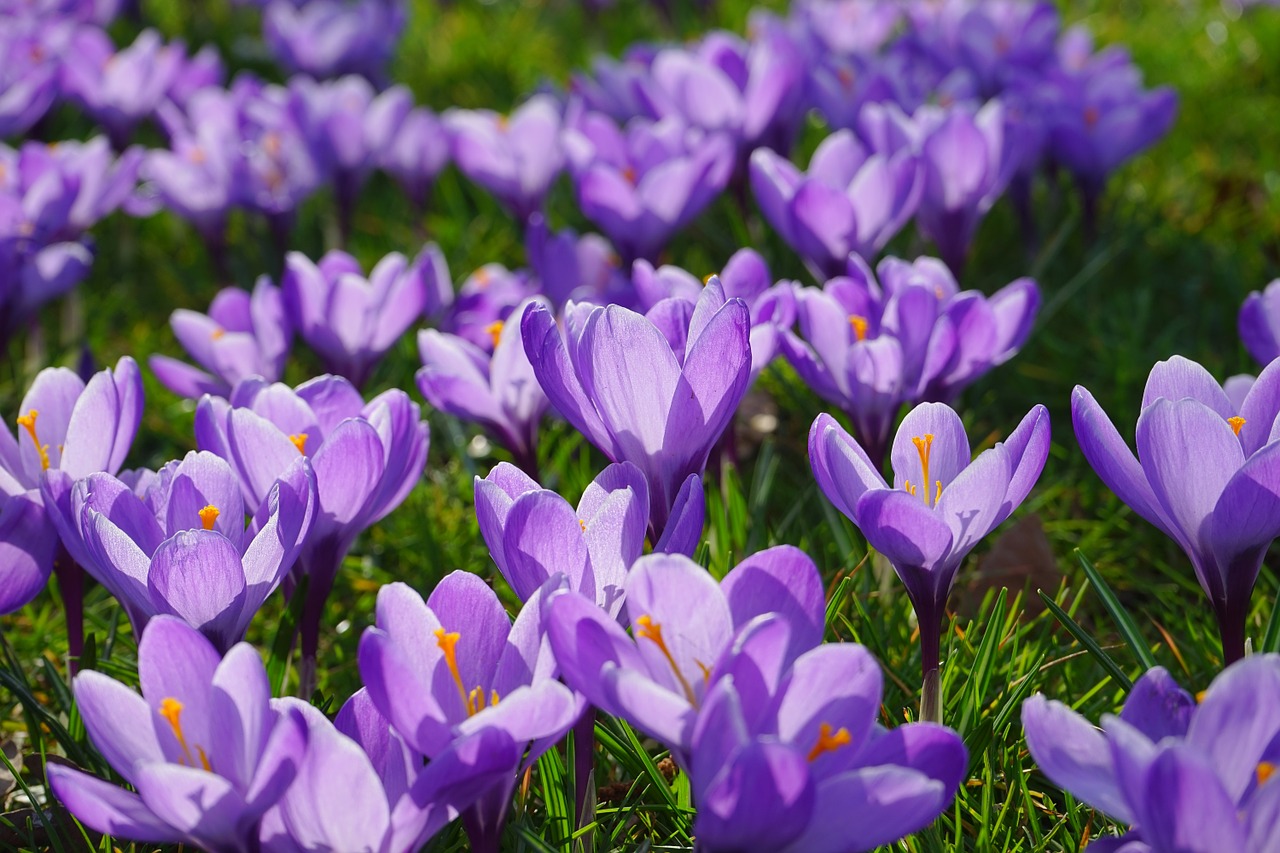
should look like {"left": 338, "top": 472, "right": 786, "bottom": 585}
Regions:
{"left": 806, "top": 722, "right": 852, "bottom": 762}
{"left": 635, "top": 615, "right": 698, "bottom": 706}
{"left": 1260, "top": 762, "right": 1276, "bottom": 786}
{"left": 1228, "top": 416, "right": 1246, "bottom": 436}
{"left": 289, "top": 433, "right": 308, "bottom": 454}
{"left": 485, "top": 321, "right": 504, "bottom": 349}
{"left": 848, "top": 315, "right": 868, "bottom": 342}
{"left": 198, "top": 505, "right": 220, "bottom": 530}
{"left": 210, "top": 327, "right": 225, "bottom": 340}
{"left": 16, "top": 410, "right": 50, "bottom": 471}
{"left": 436, "top": 628, "right": 475, "bottom": 715}
{"left": 912, "top": 434, "right": 935, "bottom": 507}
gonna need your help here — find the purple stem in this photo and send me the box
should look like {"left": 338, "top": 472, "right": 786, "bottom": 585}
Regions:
{"left": 53, "top": 552, "right": 83, "bottom": 675}
{"left": 573, "top": 709, "right": 596, "bottom": 823}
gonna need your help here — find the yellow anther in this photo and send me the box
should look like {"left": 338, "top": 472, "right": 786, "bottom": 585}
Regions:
{"left": 848, "top": 315, "right": 869, "bottom": 342}
{"left": 695, "top": 659, "right": 712, "bottom": 683}
{"left": 491, "top": 690, "right": 500, "bottom": 708}
{"left": 935, "top": 480, "right": 943, "bottom": 505}
{"left": 635, "top": 615, "right": 699, "bottom": 706}
{"left": 16, "top": 410, "right": 50, "bottom": 471}
{"left": 806, "top": 722, "right": 852, "bottom": 762}
{"left": 198, "top": 505, "right": 220, "bottom": 530}
{"left": 470, "top": 686, "right": 486, "bottom": 713}
{"left": 904, "top": 481, "right": 917, "bottom": 497}
{"left": 912, "top": 434, "right": 935, "bottom": 507}
{"left": 1261, "top": 762, "right": 1277, "bottom": 786}
{"left": 702, "top": 273, "right": 715, "bottom": 285}
{"left": 435, "top": 628, "right": 476, "bottom": 715}
{"left": 485, "top": 321, "right": 504, "bottom": 349}
{"left": 210, "top": 327, "right": 225, "bottom": 340}
{"left": 579, "top": 518, "right": 587, "bottom": 532}
{"left": 1196, "top": 690, "right": 1207, "bottom": 703}
{"left": 289, "top": 433, "right": 308, "bottom": 454}
{"left": 1228, "top": 416, "right": 1246, "bottom": 436}
{"left": 475, "top": 268, "right": 491, "bottom": 287}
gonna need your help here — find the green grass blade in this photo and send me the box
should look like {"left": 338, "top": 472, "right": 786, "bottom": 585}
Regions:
{"left": 1038, "top": 589, "right": 1132, "bottom": 691}
{"left": 1074, "top": 549, "right": 1157, "bottom": 671}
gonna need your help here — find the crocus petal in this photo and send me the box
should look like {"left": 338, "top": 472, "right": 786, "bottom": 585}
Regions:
{"left": 809, "top": 413, "right": 888, "bottom": 519}
{"left": 653, "top": 473, "right": 704, "bottom": 557}
{"left": 501, "top": 490, "right": 591, "bottom": 603}
{"left": 225, "top": 408, "right": 301, "bottom": 509}
{"left": 73, "top": 671, "right": 165, "bottom": 786}
{"left": 309, "top": 418, "right": 386, "bottom": 528}
{"left": 720, "top": 545, "right": 825, "bottom": 663}
{"left": 47, "top": 765, "right": 182, "bottom": 845}
{"left": 775, "top": 644, "right": 882, "bottom": 769}
{"left": 1118, "top": 666, "right": 1196, "bottom": 743}
{"left": 695, "top": 742, "right": 814, "bottom": 852}
{"left": 1141, "top": 356, "right": 1234, "bottom": 419}
{"left": 426, "top": 571, "right": 511, "bottom": 697}
{"left": 853, "top": 489, "right": 954, "bottom": 573}
{"left": 1134, "top": 746, "right": 1246, "bottom": 853}
{"left": 1022, "top": 695, "right": 1132, "bottom": 822}
{"left": 1185, "top": 655, "right": 1280, "bottom": 803}
{"left": 137, "top": 616, "right": 221, "bottom": 763}
{"left": 147, "top": 530, "right": 248, "bottom": 652}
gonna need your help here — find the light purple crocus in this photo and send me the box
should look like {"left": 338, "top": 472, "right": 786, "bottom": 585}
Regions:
{"left": 0, "top": 20, "right": 64, "bottom": 139}
{"left": 784, "top": 254, "right": 1040, "bottom": 465}
{"left": 474, "top": 460, "right": 702, "bottom": 617}
{"left": 72, "top": 450, "right": 316, "bottom": 650}
{"left": 417, "top": 297, "right": 549, "bottom": 474}
{"left": 810, "top": 401, "right": 1050, "bottom": 721}
{"left": 689, "top": 623, "right": 967, "bottom": 852}
{"left": 60, "top": 27, "right": 184, "bottom": 148}
{"left": 150, "top": 277, "right": 292, "bottom": 400}
{"left": 195, "top": 375, "right": 428, "bottom": 690}
{"left": 1023, "top": 657, "right": 1280, "bottom": 852}
{"left": 548, "top": 547, "right": 827, "bottom": 760}
{"left": 46, "top": 616, "right": 309, "bottom": 852}
{"left": 440, "top": 261, "right": 536, "bottom": 352}
{"left": 260, "top": 692, "right": 520, "bottom": 853}
{"left": 750, "top": 129, "right": 921, "bottom": 281}
{"left": 263, "top": 0, "right": 405, "bottom": 84}
{"left": 282, "top": 247, "right": 440, "bottom": 387}
{"left": 524, "top": 214, "right": 629, "bottom": 309}
{"left": 358, "top": 574, "right": 582, "bottom": 853}
{"left": 521, "top": 279, "right": 751, "bottom": 534}
{"left": 445, "top": 95, "right": 565, "bottom": 223}
{"left": 1240, "top": 279, "right": 1280, "bottom": 367}
{"left": 378, "top": 104, "right": 450, "bottom": 212}
{"left": 1073, "top": 356, "right": 1280, "bottom": 664}
{"left": 562, "top": 111, "right": 734, "bottom": 264}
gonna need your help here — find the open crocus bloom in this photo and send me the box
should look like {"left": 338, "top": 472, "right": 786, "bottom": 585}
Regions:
{"left": 809, "top": 401, "right": 1049, "bottom": 720}
{"left": 1073, "top": 355, "right": 1280, "bottom": 664}
{"left": 73, "top": 450, "right": 315, "bottom": 650}
{"left": 46, "top": 617, "right": 308, "bottom": 852}
{"left": 521, "top": 279, "right": 750, "bottom": 535}
{"left": 689, "top": 623, "right": 967, "bottom": 853}
{"left": 1023, "top": 657, "right": 1280, "bottom": 853}
{"left": 475, "top": 461, "right": 702, "bottom": 619}
{"left": 547, "top": 547, "right": 826, "bottom": 760}
{"left": 357, "top": 573, "right": 582, "bottom": 853}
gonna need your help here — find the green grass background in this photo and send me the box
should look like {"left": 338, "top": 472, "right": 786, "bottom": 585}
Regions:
{"left": 3, "top": 0, "right": 1280, "bottom": 849}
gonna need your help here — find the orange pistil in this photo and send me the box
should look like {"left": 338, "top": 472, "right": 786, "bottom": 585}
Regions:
{"left": 848, "top": 315, "right": 869, "bottom": 342}
{"left": 198, "top": 505, "right": 220, "bottom": 530}
{"left": 635, "top": 615, "right": 698, "bottom": 706}
{"left": 16, "top": 410, "right": 50, "bottom": 471}
{"left": 1260, "top": 762, "right": 1277, "bottom": 786}
{"left": 1228, "top": 416, "right": 1246, "bottom": 436}
{"left": 485, "top": 321, "right": 505, "bottom": 349}
{"left": 806, "top": 722, "right": 852, "bottom": 762}
{"left": 911, "top": 434, "right": 939, "bottom": 507}
{"left": 158, "top": 698, "right": 211, "bottom": 772}
{"left": 289, "top": 433, "right": 308, "bottom": 454}
{"left": 434, "top": 628, "right": 497, "bottom": 717}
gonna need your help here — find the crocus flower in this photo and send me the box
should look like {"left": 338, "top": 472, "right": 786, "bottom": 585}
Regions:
{"left": 521, "top": 279, "right": 751, "bottom": 534}
{"left": 688, "top": 625, "right": 967, "bottom": 852}
{"left": 474, "top": 460, "right": 702, "bottom": 617}
{"left": 60, "top": 27, "right": 184, "bottom": 147}
{"left": 282, "top": 247, "right": 439, "bottom": 387}
{"left": 445, "top": 95, "right": 565, "bottom": 223}
{"left": 231, "top": 76, "right": 323, "bottom": 229}
{"left": 0, "top": 20, "right": 62, "bottom": 139}
{"left": 417, "top": 297, "right": 549, "bottom": 474}
{"left": 260, "top": 692, "right": 520, "bottom": 853}
{"left": 1072, "top": 355, "right": 1280, "bottom": 664}
{"left": 749, "top": 129, "right": 921, "bottom": 280}
{"left": 358, "top": 573, "right": 582, "bottom": 853}
{"left": 562, "top": 111, "right": 734, "bottom": 264}
{"left": 809, "top": 401, "right": 1050, "bottom": 721}
{"left": 46, "top": 616, "right": 309, "bottom": 852}
{"left": 378, "top": 104, "right": 450, "bottom": 212}
{"left": 71, "top": 450, "right": 316, "bottom": 650}
{"left": 195, "top": 375, "right": 428, "bottom": 690}
{"left": 783, "top": 254, "right": 1039, "bottom": 465}
{"left": 263, "top": 0, "right": 405, "bottom": 83}
{"left": 1239, "top": 279, "right": 1280, "bottom": 367}
{"left": 548, "top": 547, "right": 827, "bottom": 759}
{"left": 441, "top": 262, "right": 536, "bottom": 351}
{"left": 1023, "top": 657, "right": 1280, "bottom": 852}
{"left": 524, "top": 214, "right": 629, "bottom": 309}
{"left": 149, "top": 277, "right": 292, "bottom": 400}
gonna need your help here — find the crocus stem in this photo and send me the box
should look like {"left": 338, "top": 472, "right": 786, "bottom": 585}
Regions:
{"left": 297, "top": 559, "right": 339, "bottom": 699}
{"left": 919, "top": 610, "right": 943, "bottom": 725}
{"left": 572, "top": 710, "right": 596, "bottom": 824}
{"left": 54, "top": 555, "right": 83, "bottom": 676}
{"left": 1218, "top": 610, "right": 1246, "bottom": 666}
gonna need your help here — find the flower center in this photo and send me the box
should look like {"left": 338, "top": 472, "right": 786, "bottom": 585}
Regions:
{"left": 1228, "top": 416, "right": 1246, "bottom": 436}
{"left": 902, "top": 434, "right": 941, "bottom": 507}
{"left": 485, "top": 321, "right": 504, "bottom": 349}
{"left": 1083, "top": 106, "right": 1100, "bottom": 128}
{"left": 1260, "top": 762, "right": 1276, "bottom": 786}
{"left": 210, "top": 327, "right": 225, "bottom": 340}
{"left": 622, "top": 165, "right": 637, "bottom": 185}
{"left": 848, "top": 315, "right": 868, "bottom": 342}
{"left": 15, "top": 410, "right": 50, "bottom": 471}
{"left": 289, "top": 433, "right": 308, "bottom": 454}
{"left": 198, "top": 505, "right": 220, "bottom": 530}
{"left": 635, "top": 615, "right": 699, "bottom": 706}
{"left": 158, "top": 697, "right": 211, "bottom": 772}
{"left": 435, "top": 628, "right": 498, "bottom": 717}
{"left": 806, "top": 722, "right": 852, "bottom": 762}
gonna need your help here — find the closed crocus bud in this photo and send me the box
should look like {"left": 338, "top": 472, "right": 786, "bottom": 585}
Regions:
{"left": 1239, "top": 279, "right": 1280, "bottom": 367}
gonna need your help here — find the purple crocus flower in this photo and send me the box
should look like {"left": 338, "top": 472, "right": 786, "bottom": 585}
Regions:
{"left": 524, "top": 214, "right": 629, "bottom": 309}
{"left": 1239, "top": 279, "right": 1280, "bottom": 367}
{"left": 261, "top": 692, "right": 520, "bottom": 853}
{"left": 46, "top": 616, "right": 308, "bottom": 852}
{"left": 0, "top": 20, "right": 63, "bottom": 139}
{"left": 548, "top": 547, "right": 827, "bottom": 759}
{"left": 440, "top": 261, "right": 536, "bottom": 351}
{"left": 60, "top": 27, "right": 184, "bottom": 147}
{"left": 282, "top": 247, "right": 440, "bottom": 387}
{"left": 562, "top": 111, "right": 734, "bottom": 265}
{"left": 417, "top": 297, "right": 549, "bottom": 474}
{"left": 749, "top": 129, "right": 921, "bottom": 280}
{"left": 358, "top": 573, "right": 582, "bottom": 853}
{"left": 71, "top": 449, "right": 316, "bottom": 650}
{"left": 1072, "top": 356, "right": 1280, "bottom": 664}
{"left": 263, "top": 0, "right": 405, "bottom": 83}
{"left": 783, "top": 254, "right": 1039, "bottom": 465}
{"left": 521, "top": 279, "right": 751, "bottom": 534}
{"left": 809, "top": 401, "right": 1050, "bottom": 721}
{"left": 378, "top": 103, "right": 450, "bottom": 212}
{"left": 445, "top": 95, "right": 565, "bottom": 223}
{"left": 195, "top": 375, "right": 428, "bottom": 690}
{"left": 792, "top": 0, "right": 902, "bottom": 56}
{"left": 689, "top": 626, "right": 967, "bottom": 852}
{"left": 1023, "top": 657, "right": 1280, "bottom": 852}
{"left": 474, "top": 460, "right": 702, "bottom": 617}
{"left": 149, "top": 277, "right": 292, "bottom": 400}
